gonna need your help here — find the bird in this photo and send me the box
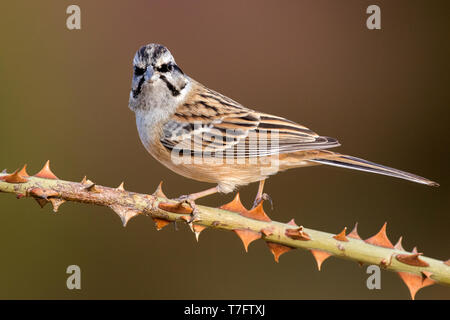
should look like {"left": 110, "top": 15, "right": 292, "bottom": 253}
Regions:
{"left": 128, "top": 43, "right": 438, "bottom": 212}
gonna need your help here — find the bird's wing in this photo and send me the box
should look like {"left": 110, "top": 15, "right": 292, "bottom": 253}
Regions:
{"left": 161, "top": 83, "right": 340, "bottom": 158}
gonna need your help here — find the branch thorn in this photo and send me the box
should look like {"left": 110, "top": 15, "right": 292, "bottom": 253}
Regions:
{"left": 152, "top": 218, "right": 171, "bottom": 230}
{"left": 266, "top": 242, "right": 293, "bottom": 263}
{"left": 220, "top": 193, "right": 247, "bottom": 215}
{"left": 34, "top": 198, "right": 48, "bottom": 208}
{"left": 49, "top": 198, "right": 66, "bottom": 212}
{"left": 153, "top": 181, "right": 167, "bottom": 198}
{"left": 116, "top": 182, "right": 125, "bottom": 191}
{"left": 110, "top": 204, "right": 140, "bottom": 226}
{"left": 333, "top": 227, "right": 349, "bottom": 242}
{"left": 0, "top": 165, "right": 29, "bottom": 183}
{"left": 364, "top": 222, "right": 393, "bottom": 248}
{"left": 310, "top": 249, "right": 332, "bottom": 271}
{"left": 233, "top": 229, "right": 261, "bottom": 252}
{"left": 245, "top": 201, "right": 272, "bottom": 222}
{"left": 80, "top": 176, "right": 94, "bottom": 185}
{"left": 398, "top": 271, "right": 435, "bottom": 300}
{"left": 394, "top": 236, "right": 405, "bottom": 251}
{"left": 193, "top": 224, "right": 206, "bottom": 241}
{"left": 85, "top": 183, "right": 100, "bottom": 193}
{"left": 347, "top": 222, "right": 361, "bottom": 240}
{"left": 34, "top": 160, "right": 58, "bottom": 179}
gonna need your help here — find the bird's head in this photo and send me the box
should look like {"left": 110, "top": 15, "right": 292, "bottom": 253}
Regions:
{"left": 129, "top": 43, "right": 189, "bottom": 111}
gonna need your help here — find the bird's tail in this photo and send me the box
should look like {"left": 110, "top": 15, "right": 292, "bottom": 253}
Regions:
{"left": 309, "top": 152, "right": 439, "bottom": 187}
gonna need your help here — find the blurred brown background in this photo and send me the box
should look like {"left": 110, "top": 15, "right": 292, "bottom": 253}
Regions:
{"left": 0, "top": 1, "right": 448, "bottom": 299}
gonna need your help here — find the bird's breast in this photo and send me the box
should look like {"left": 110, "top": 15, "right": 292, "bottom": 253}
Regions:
{"left": 135, "top": 110, "right": 165, "bottom": 153}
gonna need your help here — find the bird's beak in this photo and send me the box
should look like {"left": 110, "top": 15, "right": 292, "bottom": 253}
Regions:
{"left": 144, "top": 65, "right": 154, "bottom": 82}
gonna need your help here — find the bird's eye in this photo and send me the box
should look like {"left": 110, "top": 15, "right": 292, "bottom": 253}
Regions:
{"left": 157, "top": 63, "right": 172, "bottom": 73}
{"left": 134, "top": 66, "right": 146, "bottom": 76}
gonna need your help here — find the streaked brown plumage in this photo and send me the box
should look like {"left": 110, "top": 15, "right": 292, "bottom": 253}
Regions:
{"left": 128, "top": 44, "right": 438, "bottom": 207}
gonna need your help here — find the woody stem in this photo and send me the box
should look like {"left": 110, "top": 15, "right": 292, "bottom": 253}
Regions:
{"left": 0, "top": 171, "right": 449, "bottom": 293}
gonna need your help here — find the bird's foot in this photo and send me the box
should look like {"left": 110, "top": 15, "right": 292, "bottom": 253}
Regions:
{"left": 173, "top": 195, "right": 200, "bottom": 223}
{"left": 252, "top": 192, "right": 273, "bottom": 210}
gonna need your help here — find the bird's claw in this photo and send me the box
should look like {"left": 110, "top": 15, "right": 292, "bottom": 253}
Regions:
{"left": 252, "top": 193, "right": 273, "bottom": 210}
{"left": 187, "top": 207, "right": 200, "bottom": 224}
{"left": 173, "top": 195, "right": 200, "bottom": 223}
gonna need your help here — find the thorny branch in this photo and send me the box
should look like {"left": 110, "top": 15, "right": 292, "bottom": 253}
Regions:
{"left": 0, "top": 162, "right": 449, "bottom": 299}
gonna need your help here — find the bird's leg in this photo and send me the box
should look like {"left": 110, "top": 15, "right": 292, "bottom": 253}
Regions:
{"left": 174, "top": 186, "right": 219, "bottom": 223}
{"left": 252, "top": 179, "right": 273, "bottom": 209}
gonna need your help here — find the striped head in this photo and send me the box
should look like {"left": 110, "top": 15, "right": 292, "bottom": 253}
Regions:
{"left": 129, "top": 44, "right": 189, "bottom": 112}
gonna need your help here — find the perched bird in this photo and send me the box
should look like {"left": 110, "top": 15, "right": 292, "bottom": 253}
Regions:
{"left": 128, "top": 43, "right": 438, "bottom": 210}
